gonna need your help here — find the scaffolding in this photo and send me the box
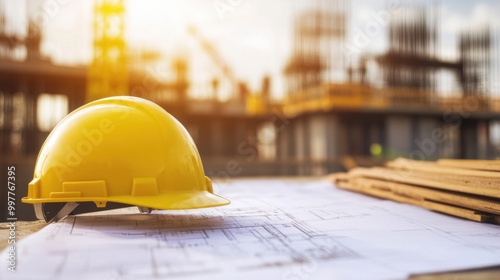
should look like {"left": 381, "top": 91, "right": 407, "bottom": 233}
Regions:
{"left": 284, "top": 0, "right": 348, "bottom": 98}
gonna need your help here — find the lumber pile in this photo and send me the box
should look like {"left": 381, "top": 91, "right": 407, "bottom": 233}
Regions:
{"left": 331, "top": 158, "right": 500, "bottom": 224}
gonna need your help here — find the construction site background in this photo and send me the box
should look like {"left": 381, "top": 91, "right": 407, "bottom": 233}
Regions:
{"left": 1, "top": 0, "right": 500, "bottom": 220}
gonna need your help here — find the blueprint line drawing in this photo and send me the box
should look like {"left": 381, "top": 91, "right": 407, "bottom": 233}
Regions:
{"left": 1, "top": 178, "right": 500, "bottom": 280}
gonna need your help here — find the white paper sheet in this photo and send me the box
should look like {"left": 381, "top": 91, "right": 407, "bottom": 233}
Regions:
{"left": 2, "top": 178, "right": 500, "bottom": 280}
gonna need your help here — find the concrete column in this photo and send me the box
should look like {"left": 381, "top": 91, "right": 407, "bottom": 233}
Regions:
{"left": 22, "top": 86, "right": 39, "bottom": 155}
{"left": 385, "top": 115, "right": 413, "bottom": 158}
{"left": 460, "top": 120, "right": 479, "bottom": 159}
{"left": 326, "top": 114, "right": 340, "bottom": 161}
{"left": 294, "top": 118, "right": 305, "bottom": 160}
{"left": 413, "top": 117, "right": 441, "bottom": 160}
{"left": 1, "top": 92, "right": 13, "bottom": 155}
{"left": 477, "top": 120, "right": 489, "bottom": 159}
{"left": 294, "top": 118, "right": 307, "bottom": 175}
{"left": 308, "top": 113, "right": 327, "bottom": 175}
{"left": 309, "top": 114, "right": 327, "bottom": 161}
{"left": 211, "top": 120, "right": 224, "bottom": 156}
{"left": 439, "top": 123, "right": 460, "bottom": 158}
{"left": 276, "top": 119, "right": 295, "bottom": 175}
{"left": 277, "top": 123, "right": 289, "bottom": 159}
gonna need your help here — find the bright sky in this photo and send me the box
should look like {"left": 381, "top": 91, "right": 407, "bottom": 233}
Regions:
{"left": 5, "top": 0, "right": 500, "bottom": 98}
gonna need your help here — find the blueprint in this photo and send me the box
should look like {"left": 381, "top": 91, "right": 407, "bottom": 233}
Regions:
{"left": 2, "top": 178, "right": 500, "bottom": 280}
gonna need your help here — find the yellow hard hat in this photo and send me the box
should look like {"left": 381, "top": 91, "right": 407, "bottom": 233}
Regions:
{"left": 22, "top": 96, "right": 230, "bottom": 222}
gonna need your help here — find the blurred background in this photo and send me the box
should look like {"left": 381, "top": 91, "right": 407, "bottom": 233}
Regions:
{"left": 1, "top": 0, "right": 500, "bottom": 220}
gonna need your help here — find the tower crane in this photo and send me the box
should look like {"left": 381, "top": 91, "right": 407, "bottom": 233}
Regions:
{"left": 187, "top": 25, "right": 246, "bottom": 100}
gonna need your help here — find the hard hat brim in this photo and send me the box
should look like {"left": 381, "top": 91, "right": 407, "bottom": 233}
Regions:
{"left": 113, "top": 191, "right": 231, "bottom": 210}
{"left": 22, "top": 191, "right": 230, "bottom": 210}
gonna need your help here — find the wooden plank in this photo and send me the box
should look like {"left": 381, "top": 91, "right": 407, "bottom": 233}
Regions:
{"left": 421, "top": 200, "right": 490, "bottom": 223}
{"left": 328, "top": 172, "right": 349, "bottom": 184}
{"left": 349, "top": 167, "right": 500, "bottom": 199}
{"left": 333, "top": 157, "right": 500, "bottom": 224}
{"left": 386, "top": 168, "right": 500, "bottom": 186}
{"left": 337, "top": 180, "right": 422, "bottom": 207}
{"left": 337, "top": 179, "right": 496, "bottom": 223}
{"left": 351, "top": 167, "right": 499, "bottom": 196}
{"left": 387, "top": 158, "right": 500, "bottom": 179}
{"left": 410, "top": 267, "right": 500, "bottom": 280}
{"left": 352, "top": 177, "right": 500, "bottom": 215}
{"left": 437, "top": 159, "right": 500, "bottom": 172}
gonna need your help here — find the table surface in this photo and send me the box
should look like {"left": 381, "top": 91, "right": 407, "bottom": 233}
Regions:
{"left": 2, "top": 218, "right": 500, "bottom": 279}
{"left": 2, "top": 177, "right": 500, "bottom": 280}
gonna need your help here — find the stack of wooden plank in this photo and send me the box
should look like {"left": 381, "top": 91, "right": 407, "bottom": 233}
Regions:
{"left": 331, "top": 158, "right": 500, "bottom": 224}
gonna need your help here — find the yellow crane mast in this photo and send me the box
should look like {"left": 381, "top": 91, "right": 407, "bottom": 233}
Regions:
{"left": 86, "top": 0, "right": 128, "bottom": 103}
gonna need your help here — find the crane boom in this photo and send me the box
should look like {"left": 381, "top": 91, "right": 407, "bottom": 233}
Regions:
{"left": 188, "top": 26, "right": 239, "bottom": 98}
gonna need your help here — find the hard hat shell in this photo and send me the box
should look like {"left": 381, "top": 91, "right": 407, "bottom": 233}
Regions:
{"left": 22, "top": 96, "right": 230, "bottom": 210}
